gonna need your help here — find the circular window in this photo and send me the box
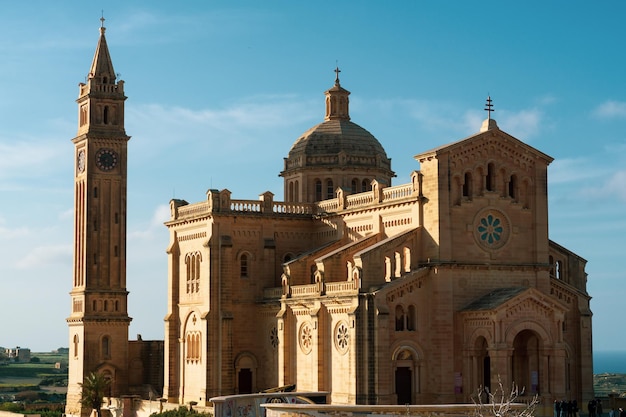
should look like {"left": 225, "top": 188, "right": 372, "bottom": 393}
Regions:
{"left": 298, "top": 322, "right": 313, "bottom": 354}
{"left": 473, "top": 208, "right": 511, "bottom": 250}
{"left": 334, "top": 321, "right": 350, "bottom": 355}
{"left": 270, "top": 326, "right": 279, "bottom": 349}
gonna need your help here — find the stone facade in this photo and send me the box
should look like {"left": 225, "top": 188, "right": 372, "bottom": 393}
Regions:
{"left": 163, "top": 86, "right": 593, "bottom": 406}
{"left": 68, "top": 22, "right": 593, "bottom": 416}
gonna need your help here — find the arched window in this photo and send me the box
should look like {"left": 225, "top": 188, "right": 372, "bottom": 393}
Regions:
{"left": 315, "top": 179, "right": 322, "bottom": 201}
{"left": 394, "top": 252, "right": 401, "bottom": 278}
{"left": 486, "top": 163, "right": 496, "bottom": 192}
{"left": 185, "top": 252, "right": 202, "bottom": 293}
{"left": 103, "top": 106, "right": 109, "bottom": 124}
{"left": 509, "top": 174, "right": 517, "bottom": 200}
{"left": 185, "top": 331, "right": 201, "bottom": 362}
{"left": 361, "top": 179, "right": 370, "bottom": 192}
{"left": 294, "top": 180, "right": 299, "bottom": 202}
{"left": 463, "top": 172, "right": 472, "bottom": 198}
{"left": 102, "top": 336, "right": 111, "bottom": 359}
{"left": 395, "top": 305, "right": 405, "bottom": 331}
{"left": 403, "top": 247, "right": 411, "bottom": 273}
{"left": 351, "top": 179, "right": 358, "bottom": 193}
{"left": 73, "top": 334, "right": 79, "bottom": 358}
{"left": 384, "top": 256, "right": 392, "bottom": 281}
{"left": 326, "top": 179, "right": 334, "bottom": 200}
{"left": 194, "top": 254, "right": 200, "bottom": 291}
{"left": 288, "top": 182, "right": 294, "bottom": 202}
{"left": 556, "top": 260, "right": 564, "bottom": 280}
{"left": 240, "top": 253, "right": 249, "bottom": 278}
{"left": 407, "top": 305, "right": 416, "bottom": 331}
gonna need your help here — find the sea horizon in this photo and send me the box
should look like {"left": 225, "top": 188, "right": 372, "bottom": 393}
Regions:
{"left": 594, "top": 350, "right": 626, "bottom": 374}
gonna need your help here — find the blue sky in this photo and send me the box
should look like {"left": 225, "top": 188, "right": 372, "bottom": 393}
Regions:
{"left": 0, "top": 1, "right": 625, "bottom": 355}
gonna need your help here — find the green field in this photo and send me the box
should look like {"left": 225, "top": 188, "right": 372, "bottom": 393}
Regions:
{"left": 0, "top": 352, "right": 68, "bottom": 398}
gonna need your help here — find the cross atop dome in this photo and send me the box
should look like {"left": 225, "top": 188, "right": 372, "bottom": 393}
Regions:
{"left": 334, "top": 66, "right": 341, "bottom": 86}
{"left": 324, "top": 67, "right": 350, "bottom": 121}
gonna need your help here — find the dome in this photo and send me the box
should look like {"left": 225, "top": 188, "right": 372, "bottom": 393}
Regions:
{"left": 280, "top": 69, "right": 394, "bottom": 203}
{"left": 284, "top": 119, "right": 391, "bottom": 171}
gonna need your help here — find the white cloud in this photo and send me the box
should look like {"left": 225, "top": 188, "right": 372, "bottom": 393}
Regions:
{"left": 0, "top": 217, "right": 30, "bottom": 239}
{"left": 584, "top": 170, "right": 626, "bottom": 202}
{"left": 128, "top": 95, "right": 315, "bottom": 145}
{"left": 15, "top": 244, "right": 72, "bottom": 270}
{"left": 549, "top": 157, "right": 609, "bottom": 185}
{"left": 499, "top": 109, "right": 543, "bottom": 140}
{"left": 152, "top": 204, "right": 171, "bottom": 227}
{"left": 593, "top": 100, "right": 626, "bottom": 119}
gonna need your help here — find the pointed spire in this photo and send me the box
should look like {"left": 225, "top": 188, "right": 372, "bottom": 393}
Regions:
{"left": 324, "top": 66, "right": 350, "bottom": 121}
{"left": 88, "top": 16, "right": 116, "bottom": 84}
{"left": 480, "top": 95, "right": 499, "bottom": 132}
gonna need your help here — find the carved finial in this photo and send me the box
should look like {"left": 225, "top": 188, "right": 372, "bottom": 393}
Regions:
{"left": 334, "top": 66, "right": 341, "bottom": 86}
{"left": 484, "top": 95, "right": 494, "bottom": 120}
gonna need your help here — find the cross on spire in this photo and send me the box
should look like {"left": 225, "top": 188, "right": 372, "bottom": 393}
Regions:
{"left": 334, "top": 66, "right": 341, "bottom": 86}
{"left": 484, "top": 95, "right": 494, "bottom": 120}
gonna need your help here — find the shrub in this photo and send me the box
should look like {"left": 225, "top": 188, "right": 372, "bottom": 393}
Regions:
{"left": 150, "top": 406, "right": 213, "bottom": 417}
{"left": 472, "top": 376, "right": 538, "bottom": 417}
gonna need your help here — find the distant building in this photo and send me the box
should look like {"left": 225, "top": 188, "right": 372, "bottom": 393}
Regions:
{"left": 5, "top": 347, "right": 31, "bottom": 362}
{"left": 66, "top": 19, "right": 593, "bottom": 417}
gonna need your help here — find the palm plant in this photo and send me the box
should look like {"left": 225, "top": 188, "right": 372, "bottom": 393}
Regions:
{"left": 79, "top": 372, "right": 110, "bottom": 417}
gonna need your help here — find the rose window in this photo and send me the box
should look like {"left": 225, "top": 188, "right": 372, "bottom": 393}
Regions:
{"left": 473, "top": 208, "right": 510, "bottom": 250}
{"left": 299, "top": 322, "right": 313, "bottom": 354}
{"left": 478, "top": 214, "right": 503, "bottom": 244}
{"left": 270, "top": 326, "right": 279, "bottom": 349}
{"left": 334, "top": 322, "right": 350, "bottom": 354}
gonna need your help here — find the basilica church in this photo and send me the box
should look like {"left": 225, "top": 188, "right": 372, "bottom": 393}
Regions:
{"left": 65, "top": 21, "right": 594, "bottom": 417}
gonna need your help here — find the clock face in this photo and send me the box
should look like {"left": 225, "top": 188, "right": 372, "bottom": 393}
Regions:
{"left": 77, "top": 149, "right": 86, "bottom": 173}
{"left": 95, "top": 148, "right": 118, "bottom": 171}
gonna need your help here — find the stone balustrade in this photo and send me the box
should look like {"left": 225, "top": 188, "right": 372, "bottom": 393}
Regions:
{"left": 382, "top": 183, "right": 415, "bottom": 202}
{"left": 169, "top": 180, "right": 420, "bottom": 221}
{"left": 262, "top": 403, "right": 529, "bottom": 417}
{"left": 325, "top": 280, "right": 359, "bottom": 294}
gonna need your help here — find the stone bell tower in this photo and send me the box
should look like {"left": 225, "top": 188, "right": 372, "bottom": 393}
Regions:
{"left": 66, "top": 18, "right": 131, "bottom": 417}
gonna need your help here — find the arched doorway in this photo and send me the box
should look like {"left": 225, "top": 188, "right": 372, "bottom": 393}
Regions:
{"left": 235, "top": 353, "right": 257, "bottom": 394}
{"left": 476, "top": 337, "right": 491, "bottom": 391}
{"left": 511, "top": 330, "right": 540, "bottom": 394}
{"left": 393, "top": 348, "right": 419, "bottom": 404}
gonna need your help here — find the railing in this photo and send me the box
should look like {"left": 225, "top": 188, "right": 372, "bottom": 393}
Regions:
{"left": 289, "top": 283, "right": 322, "bottom": 297}
{"left": 272, "top": 202, "right": 315, "bottom": 214}
{"left": 230, "top": 200, "right": 261, "bottom": 212}
{"left": 263, "top": 287, "right": 283, "bottom": 299}
{"left": 345, "top": 193, "right": 375, "bottom": 209}
{"left": 171, "top": 180, "right": 419, "bottom": 220}
{"left": 177, "top": 201, "right": 210, "bottom": 218}
{"left": 316, "top": 198, "right": 341, "bottom": 212}
{"left": 326, "top": 280, "right": 358, "bottom": 294}
{"left": 382, "top": 183, "right": 414, "bottom": 202}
